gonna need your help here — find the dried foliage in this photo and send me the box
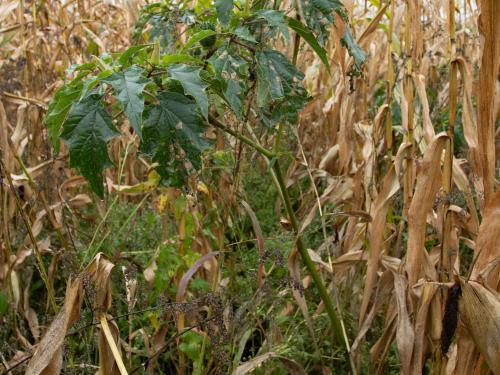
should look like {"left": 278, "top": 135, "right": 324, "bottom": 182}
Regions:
{"left": 1, "top": 0, "right": 499, "bottom": 374}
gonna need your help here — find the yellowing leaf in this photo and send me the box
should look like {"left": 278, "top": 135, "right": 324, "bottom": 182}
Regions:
{"left": 113, "top": 170, "right": 161, "bottom": 194}
{"left": 157, "top": 193, "right": 169, "bottom": 213}
{"left": 197, "top": 181, "right": 209, "bottom": 195}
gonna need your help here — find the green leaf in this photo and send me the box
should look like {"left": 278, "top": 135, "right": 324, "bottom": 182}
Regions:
{"left": 311, "top": 0, "right": 343, "bottom": 16}
{"left": 190, "top": 278, "right": 210, "bottom": 292}
{"left": 251, "top": 0, "right": 267, "bottom": 10}
{"left": 79, "top": 69, "right": 113, "bottom": 100}
{"left": 341, "top": 27, "right": 366, "bottom": 70}
{"left": 255, "top": 49, "right": 305, "bottom": 102}
{"left": 270, "top": 94, "right": 309, "bottom": 124}
{"left": 255, "top": 50, "right": 308, "bottom": 124}
{"left": 102, "top": 66, "right": 149, "bottom": 137}
{"left": 194, "top": 0, "right": 212, "bottom": 14}
{"left": 179, "top": 331, "right": 203, "bottom": 362}
{"left": 140, "top": 91, "right": 210, "bottom": 186}
{"left": 161, "top": 54, "right": 204, "bottom": 66}
{"left": 67, "top": 61, "right": 96, "bottom": 75}
{"left": 118, "top": 44, "right": 150, "bottom": 65}
{"left": 182, "top": 29, "right": 217, "bottom": 51}
{"left": 215, "top": 0, "right": 233, "bottom": 25}
{"left": 114, "top": 170, "right": 161, "bottom": 193}
{"left": 79, "top": 76, "right": 100, "bottom": 100}
{"left": 45, "top": 82, "right": 83, "bottom": 152}
{"left": 168, "top": 64, "right": 209, "bottom": 119}
{"left": 233, "top": 328, "right": 254, "bottom": 368}
{"left": 255, "top": 9, "right": 290, "bottom": 41}
{"left": 150, "top": 14, "right": 176, "bottom": 52}
{"left": 132, "top": 3, "right": 162, "bottom": 40}
{"left": 225, "top": 80, "right": 245, "bottom": 117}
{"left": 287, "top": 17, "right": 330, "bottom": 71}
{"left": 61, "top": 93, "right": 119, "bottom": 197}
{"left": 233, "top": 26, "right": 258, "bottom": 43}
{"left": 209, "top": 47, "right": 248, "bottom": 117}
{"left": 301, "top": 0, "right": 344, "bottom": 45}
{"left": 0, "top": 292, "right": 9, "bottom": 316}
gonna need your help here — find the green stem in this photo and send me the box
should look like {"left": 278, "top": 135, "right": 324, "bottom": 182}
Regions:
{"left": 208, "top": 115, "right": 274, "bottom": 159}
{"left": 273, "top": 121, "right": 284, "bottom": 154}
{"left": 272, "top": 160, "right": 344, "bottom": 343}
{"left": 292, "top": 22, "right": 301, "bottom": 65}
{"left": 208, "top": 116, "right": 345, "bottom": 347}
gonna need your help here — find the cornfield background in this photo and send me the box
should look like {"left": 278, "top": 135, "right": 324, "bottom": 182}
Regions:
{"left": 0, "top": 0, "right": 499, "bottom": 374}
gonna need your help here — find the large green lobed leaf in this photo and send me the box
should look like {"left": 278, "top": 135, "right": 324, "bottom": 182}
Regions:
{"left": 255, "top": 50, "right": 309, "bottom": 124}
{"left": 102, "top": 65, "right": 150, "bottom": 137}
{"left": 45, "top": 82, "right": 83, "bottom": 152}
{"left": 301, "top": 0, "right": 343, "bottom": 45}
{"left": 209, "top": 46, "right": 248, "bottom": 118}
{"left": 341, "top": 27, "right": 367, "bottom": 70}
{"left": 140, "top": 91, "right": 210, "bottom": 186}
{"left": 168, "top": 64, "right": 209, "bottom": 119}
{"left": 287, "top": 17, "right": 330, "bottom": 71}
{"left": 60, "top": 93, "right": 120, "bottom": 197}
{"left": 215, "top": 0, "right": 233, "bottom": 25}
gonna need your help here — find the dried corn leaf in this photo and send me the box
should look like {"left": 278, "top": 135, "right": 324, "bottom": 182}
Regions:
{"left": 360, "top": 166, "right": 399, "bottom": 323}
{"left": 410, "top": 283, "right": 438, "bottom": 373}
{"left": 405, "top": 133, "right": 447, "bottom": 285}
{"left": 25, "top": 254, "right": 116, "bottom": 375}
{"left": 454, "top": 324, "right": 480, "bottom": 375}
{"left": 99, "top": 314, "right": 128, "bottom": 375}
{"left": 25, "top": 278, "right": 83, "bottom": 375}
{"left": 393, "top": 273, "right": 415, "bottom": 375}
{"left": 0, "top": 1, "right": 19, "bottom": 23}
{"left": 470, "top": 191, "right": 500, "bottom": 286}
{"left": 454, "top": 57, "right": 481, "bottom": 184}
{"left": 176, "top": 251, "right": 219, "bottom": 303}
{"left": 460, "top": 281, "right": 500, "bottom": 374}
{"left": 476, "top": 0, "right": 500, "bottom": 201}
{"left": 352, "top": 270, "right": 394, "bottom": 354}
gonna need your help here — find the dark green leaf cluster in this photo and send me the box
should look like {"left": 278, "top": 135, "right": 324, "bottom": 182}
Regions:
{"left": 140, "top": 91, "right": 210, "bottom": 187}
{"left": 44, "top": 0, "right": 365, "bottom": 197}
{"left": 301, "top": 0, "right": 344, "bottom": 45}
{"left": 300, "top": 0, "right": 366, "bottom": 73}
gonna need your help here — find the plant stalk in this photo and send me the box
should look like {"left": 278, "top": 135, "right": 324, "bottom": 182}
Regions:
{"left": 208, "top": 115, "right": 274, "bottom": 158}
{"left": 208, "top": 116, "right": 347, "bottom": 349}
{"left": 441, "top": 0, "right": 458, "bottom": 282}
{"left": 384, "top": 0, "right": 395, "bottom": 152}
{"left": 272, "top": 160, "right": 344, "bottom": 342}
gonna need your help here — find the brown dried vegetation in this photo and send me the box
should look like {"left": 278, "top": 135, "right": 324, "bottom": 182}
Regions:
{"left": 0, "top": 0, "right": 499, "bottom": 374}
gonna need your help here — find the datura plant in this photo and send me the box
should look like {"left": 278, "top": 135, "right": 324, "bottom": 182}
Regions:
{"left": 44, "top": 0, "right": 365, "bottom": 354}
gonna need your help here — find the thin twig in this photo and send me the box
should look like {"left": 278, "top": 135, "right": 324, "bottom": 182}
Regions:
{"left": 0, "top": 354, "right": 32, "bottom": 375}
